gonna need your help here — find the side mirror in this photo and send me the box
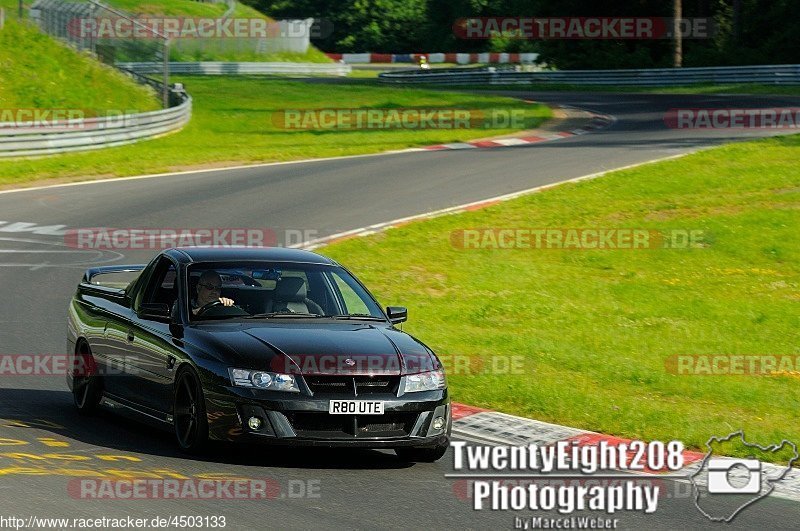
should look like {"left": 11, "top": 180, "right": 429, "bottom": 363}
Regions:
{"left": 139, "top": 302, "right": 171, "bottom": 321}
{"left": 386, "top": 306, "right": 407, "bottom": 324}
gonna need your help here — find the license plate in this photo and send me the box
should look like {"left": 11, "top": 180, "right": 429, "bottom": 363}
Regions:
{"left": 328, "top": 400, "right": 384, "bottom": 415}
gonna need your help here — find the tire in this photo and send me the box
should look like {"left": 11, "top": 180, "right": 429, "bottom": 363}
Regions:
{"left": 395, "top": 443, "right": 448, "bottom": 463}
{"left": 173, "top": 368, "right": 209, "bottom": 454}
{"left": 72, "top": 344, "right": 102, "bottom": 415}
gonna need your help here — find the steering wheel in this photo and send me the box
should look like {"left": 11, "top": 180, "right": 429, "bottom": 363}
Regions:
{"left": 195, "top": 300, "right": 224, "bottom": 316}
{"left": 195, "top": 300, "right": 249, "bottom": 318}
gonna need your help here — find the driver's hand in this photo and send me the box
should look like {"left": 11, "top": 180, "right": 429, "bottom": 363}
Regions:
{"left": 219, "top": 297, "right": 234, "bottom": 307}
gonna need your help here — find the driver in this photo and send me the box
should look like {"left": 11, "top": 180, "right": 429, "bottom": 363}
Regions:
{"left": 193, "top": 270, "right": 235, "bottom": 315}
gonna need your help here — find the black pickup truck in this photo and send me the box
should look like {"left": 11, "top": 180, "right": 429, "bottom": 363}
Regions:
{"left": 66, "top": 246, "right": 451, "bottom": 461}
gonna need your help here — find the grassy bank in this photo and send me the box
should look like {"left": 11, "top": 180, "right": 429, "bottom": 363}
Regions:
{"left": 0, "top": 19, "right": 159, "bottom": 113}
{"left": 320, "top": 133, "right": 800, "bottom": 459}
{"left": 0, "top": 78, "right": 551, "bottom": 186}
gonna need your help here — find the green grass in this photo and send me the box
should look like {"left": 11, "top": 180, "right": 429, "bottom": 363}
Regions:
{"left": 347, "top": 69, "right": 383, "bottom": 79}
{"left": 0, "top": 19, "right": 159, "bottom": 114}
{"left": 103, "top": 0, "right": 227, "bottom": 17}
{"left": 168, "top": 44, "right": 332, "bottom": 63}
{"left": 0, "top": 0, "right": 29, "bottom": 19}
{"left": 319, "top": 134, "right": 800, "bottom": 459}
{"left": 0, "top": 78, "right": 551, "bottom": 185}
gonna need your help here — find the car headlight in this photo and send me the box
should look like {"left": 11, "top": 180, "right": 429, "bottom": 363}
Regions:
{"left": 229, "top": 368, "right": 300, "bottom": 392}
{"left": 402, "top": 369, "right": 446, "bottom": 393}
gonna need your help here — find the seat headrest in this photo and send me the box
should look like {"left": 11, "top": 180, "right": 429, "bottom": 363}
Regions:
{"left": 274, "top": 277, "right": 306, "bottom": 302}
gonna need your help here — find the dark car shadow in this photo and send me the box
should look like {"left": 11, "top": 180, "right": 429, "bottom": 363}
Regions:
{"left": 0, "top": 386, "right": 415, "bottom": 471}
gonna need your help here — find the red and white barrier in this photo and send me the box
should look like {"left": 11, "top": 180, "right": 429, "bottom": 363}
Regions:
{"left": 325, "top": 52, "right": 539, "bottom": 64}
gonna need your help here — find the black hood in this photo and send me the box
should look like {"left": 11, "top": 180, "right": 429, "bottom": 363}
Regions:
{"left": 189, "top": 321, "right": 439, "bottom": 376}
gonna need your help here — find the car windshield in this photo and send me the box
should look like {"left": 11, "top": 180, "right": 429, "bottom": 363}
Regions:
{"left": 187, "top": 261, "right": 385, "bottom": 321}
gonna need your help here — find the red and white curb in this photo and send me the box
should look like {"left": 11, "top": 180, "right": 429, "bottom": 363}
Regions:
{"left": 399, "top": 105, "right": 615, "bottom": 152}
{"left": 326, "top": 52, "right": 538, "bottom": 65}
{"left": 450, "top": 403, "right": 800, "bottom": 503}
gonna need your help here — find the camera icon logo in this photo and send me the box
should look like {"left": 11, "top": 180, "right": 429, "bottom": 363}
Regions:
{"left": 691, "top": 431, "right": 799, "bottom": 522}
{"left": 706, "top": 459, "right": 761, "bottom": 494}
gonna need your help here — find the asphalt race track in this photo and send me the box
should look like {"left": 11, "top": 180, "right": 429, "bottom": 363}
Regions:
{"left": 1, "top": 91, "right": 799, "bottom": 529}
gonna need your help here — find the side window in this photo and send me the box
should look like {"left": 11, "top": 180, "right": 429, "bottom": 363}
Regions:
{"left": 141, "top": 257, "right": 178, "bottom": 308}
{"left": 331, "top": 273, "right": 371, "bottom": 315}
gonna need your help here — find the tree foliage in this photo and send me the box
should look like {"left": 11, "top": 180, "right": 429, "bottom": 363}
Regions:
{"left": 241, "top": 0, "right": 800, "bottom": 67}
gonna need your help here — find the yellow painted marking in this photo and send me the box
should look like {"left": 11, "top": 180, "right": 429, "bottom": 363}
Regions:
{"left": 3, "top": 420, "right": 30, "bottom": 428}
{"left": 1, "top": 452, "right": 142, "bottom": 464}
{"left": 103, "top": 469, "right": 180, "bottom": 480}
{"left": 149, "top": 469, "right": 191, "bottom": 480}
{"left": 194, "top": 472, "right": 253, "bottom": 481}
{"left": 40, "top": 453, "right": 91, "bottom": 461}
{"left": 0, "top": 453, "right": 45, "bottom": 460}
{"left": 0, "top": 438, "right": 27, "bottom": 446}
{"left": 52, "top": 467, "right": 109, "bottom": 478}
{"left": 37, "top": 437, "right": 70, "bottom": 448}
{"left": 0, "top": 466, "right": 51, "bottom": 476}
{"left": 0, "top": 419, "right": 65, "bottom": 429}
{"left": 0, "top": 465, "right": 251, "bottom": 481}
{"left": 95, "top": 455, "right": 142, "bottom": 462}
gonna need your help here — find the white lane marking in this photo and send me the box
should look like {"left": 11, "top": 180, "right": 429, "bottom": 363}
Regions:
{"left": 0, "top": 222, "right": 69, "bottom": 236}
{"left": 293, "top": 151, "right": 697, "bottom": 250}
{"left": 0, "top": 250, "right": 92, "bottom": 253}
{"left": 0, "top": 236, "right": 124, "bottom": 269}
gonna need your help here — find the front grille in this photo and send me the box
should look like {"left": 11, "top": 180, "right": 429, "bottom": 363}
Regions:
{"left": 304, "top": 375, "right": 400, "bottom": 396}
{"left": 286, "top": 412, "right": 418, "bottom": 439}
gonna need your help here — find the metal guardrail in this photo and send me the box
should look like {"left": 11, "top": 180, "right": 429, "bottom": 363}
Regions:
{"left": 0, "top": 87, "right": 191, "bottom": 158}
{"left": 118, "top": 61, "right": 352, "bottom": 76}
{"left": 378, "top": 64, "right": 800, "bottom": 86}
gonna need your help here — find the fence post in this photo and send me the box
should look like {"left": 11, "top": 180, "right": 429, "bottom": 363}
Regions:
{"left": 163, "top": 39, "right": 170, "bottom": 108}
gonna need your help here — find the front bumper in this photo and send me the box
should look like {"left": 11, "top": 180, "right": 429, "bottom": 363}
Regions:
{"left": 204, "top": 385, "right": 451, "bottom": 448}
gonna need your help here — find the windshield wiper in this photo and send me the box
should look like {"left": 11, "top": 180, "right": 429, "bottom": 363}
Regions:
{"left": 243, "top": 312, "right": 385, "bottom": 321}
{"left": 328, "top": 314, "right": 385, "bottom": 321}
{"left": 243, "top": 312, "right": 325, "bottom": 319}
